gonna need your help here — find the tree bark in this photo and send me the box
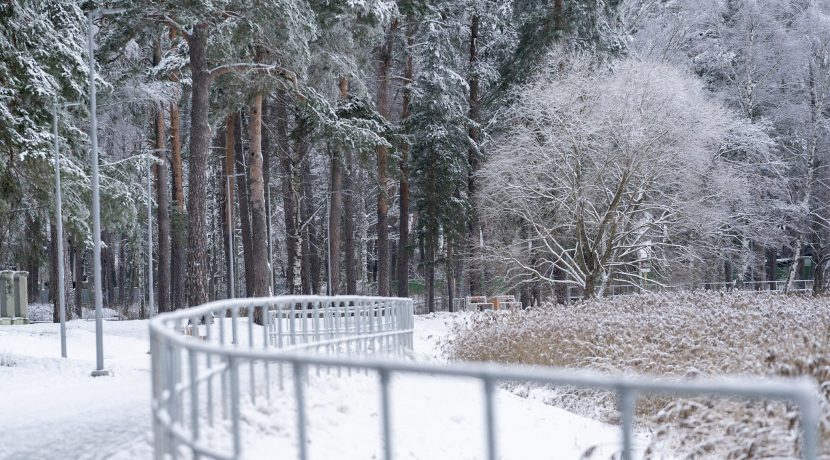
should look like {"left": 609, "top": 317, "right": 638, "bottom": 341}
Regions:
{"left": 184, "top": 23, "right": 211, "bottom": 308}
{"left": 234, "top": 112, "right": 255, "bottom": 296}
{"left": 224, "top": 114, "right": 236, "bottom": 298}
{"left": 765, "top": 247, "right": 777, "bottom": 290}
{"left": 426, "top": 232, "right": 436, "bottom": 314}
{"left": 72, "top": 242, "right": 83, "bottom": 318}
{"left": 397, "top": 29, "right": 414, "bottom": 299}
{"left": 169, "top": 89, "right": 186, "bottom": 309}
{"left": 374, "top": 19, "right": 398, "bottom": 297}
{"left": 300, "top": 153, "right": 321, "bottom": 294}
{"left": 262, "top": 97, "right": 274, "bottom": 292}
{"left": 248, "top": 93, "right": 270, "bottom": 302}
{"left": 275, "top": 89, "right": 299, "bottom": 294}
{"left": 153, "top": 39, "right": 171, "bottom": 312}
{"left": 328, "top": 77, "right": 348, "bottom": 295}
{"left": 343, "top": 147, "right": 357, "bottom": 295}
{"left": 447, "top": 238, "right": 454, "bottom": 312}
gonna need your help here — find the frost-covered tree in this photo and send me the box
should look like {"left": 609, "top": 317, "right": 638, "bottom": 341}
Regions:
{"left": 408, "top": 8, "right": 472, "bottom": 312}
{"left": 479, "top": 53, "right": 771, "bottom": 297}
{"left": 0, "top": 0, "right": 90, "bottom": 261}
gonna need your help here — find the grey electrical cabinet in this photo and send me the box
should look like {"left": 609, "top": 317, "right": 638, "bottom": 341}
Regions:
{"left": 0, "top": 271, "right": 13, "bottom": 324}
{"left": 12, "top": 271, "right": 28, "bottom": 324}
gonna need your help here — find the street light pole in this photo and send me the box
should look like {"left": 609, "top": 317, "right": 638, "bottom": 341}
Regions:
{"left": 87, "top": 10, "right": 107, "bottom": 377}
{"left": 88, "top": 7, "right": 124, "bottom": 377}
{"left": 53, "top": 101, "right": 80, "bottom": 359}
{"left": 52, "top": 104, "right": 67, "bottom": 359}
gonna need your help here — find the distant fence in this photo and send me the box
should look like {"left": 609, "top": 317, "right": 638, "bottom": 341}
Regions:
{"left": 149, "top": 295, "right": 819, "bottom": 460}
{"left": 566, "top": 279, "right": 814, "bottom": 304}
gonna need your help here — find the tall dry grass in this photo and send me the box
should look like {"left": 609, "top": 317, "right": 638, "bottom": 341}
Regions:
{"left": 442, "top": 291, "right": 830, "bottom": 459}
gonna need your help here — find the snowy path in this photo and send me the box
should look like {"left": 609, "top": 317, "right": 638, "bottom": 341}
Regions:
{"left": 0, "top": 321, "right": 153, "bottom": 460}
{"left": 0, "top": 312, "right": 644, "bottom": 459}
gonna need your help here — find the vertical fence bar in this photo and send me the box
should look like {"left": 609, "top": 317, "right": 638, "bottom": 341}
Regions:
{"left": 289, "top": 304, "right": 297, "bottom": 346}
{"left": 229, "top": 357, "right": 242, "bottom": 458}
{"left": 206, "top": 317, "right": 214, "bottom": 427}
{"left": 313, "top": 301, "right": 321, "bottom": 376}
{"left": 278, "top": 307, "right": 285, "bottom": 390}
{"left": 483, "top": 378, "right": 498, "bottom": 460}
{"left": 248, "top": 303, "right": 256, "bottom": 404}
{"left": 379, "top": 369, "right": 393, "bottom": 460}
{"left": 188, "top": 349, "right": 200, "bottom": 459}
{"left": 151, "top": 329, "right": 167, "bottom": 460}
{"left": 263, "top": 304, "right": 271, "bottom": 401}
{"left": 302, "top": 301, "right": 309, "bottom": 345}
{"left": 231, "top": 306, "right": 239, "bottom": 346}
{"left": 165, "top": 342, "right": 179, "bottom": 459}
{"left": 800, "top": 394, "right": 819, "bottom": 460}
{"left": 220, "top": 308, "right": 228, "bottom": 420}
{"left": 618, "top": 386, "right": 635, "bottom": 460}
{"left": 294, "top": 362, "right": 309, "bottom": 460}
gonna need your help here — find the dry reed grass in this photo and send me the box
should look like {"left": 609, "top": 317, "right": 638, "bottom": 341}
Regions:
{"left": 442, "top": 290, "right": 830, "bottom": 459}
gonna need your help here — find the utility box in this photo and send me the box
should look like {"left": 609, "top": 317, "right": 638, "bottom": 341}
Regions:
{"left": 0, "top": 271, "right": 13, "bottom": 322}
{"left": 12, "top": 271, "right": 28, "bottom": 324}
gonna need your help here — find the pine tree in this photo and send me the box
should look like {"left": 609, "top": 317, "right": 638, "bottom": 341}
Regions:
{"left": 408, "top": 8, "right": 472, "bottom": 312}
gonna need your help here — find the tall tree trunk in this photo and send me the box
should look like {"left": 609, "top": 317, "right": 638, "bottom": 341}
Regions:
{"left": 275, "top": 89, "right": 298, "bottom": 294}
{"left": 248, "top": 92, "right": 270, "bottom": 305}
{"left": 343, "top": 147, "right": 357, "bottom": 295}
{"left": 153, "top": 39, "right": 171, "bottom": 312}
{"left": 224, "top": 114, "right": 236, "bottom": 298}
{"left": 447, "top": 238, "right": 454, "bottom": 312}
{"left": 262, "top": 97, "right": 274, "bottom": 293}
{"left": 397, "top": 28, "right": 414, "bottom": 299}
{"left": 766, "top": 247, "right": 777, "bottom": 290}
{"left": 185, "top": 23, "right": 211, "bottom": 308}
{"left": 169, "top": 91, "right": 186, "bottom": 309}
{"left": 375, "top": 19, "right": 398, "bottom": 297}
{"left": 104, "top": 232, "right": 117, "bottom": 309}
{"left": 118, "top": 236, "right": 127, "bottom": 308}
{"left": 72, "top": 243, "right": 83, "bottom": 318}
{"left": 724, "top": 260, "right": 733, "bottom": 286}
{"left": 467, "top": 14, "right": 484, "bottom": 297}
{"left": 328, "top": 77, "right": 348, "bottom": 295}
{"left": 426, "top": 232, "right": 436, "bottom": 314}
{"left": 300, "top": 154, "right": 321, "bottom": 294}
{"left": 234, "top": 112, "right": 254, "bottom": 296}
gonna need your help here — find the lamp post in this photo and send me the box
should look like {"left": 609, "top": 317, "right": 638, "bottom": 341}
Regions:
{"left": 52, "top": 100, "right": 80, "bottom": 359}
{"left": 88, "top": 7, "right": 125, "bottom": 377}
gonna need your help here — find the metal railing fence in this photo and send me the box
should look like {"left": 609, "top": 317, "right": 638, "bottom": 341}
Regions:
{"left": 150, "top": 295, "right": 820, "bottom": 460}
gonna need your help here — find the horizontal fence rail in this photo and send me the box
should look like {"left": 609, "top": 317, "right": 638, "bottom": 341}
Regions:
{"left": 149, "top": 295, "right": 820, "bottom": 460}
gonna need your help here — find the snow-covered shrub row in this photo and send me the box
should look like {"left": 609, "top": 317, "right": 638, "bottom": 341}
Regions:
{"left": 443, "top": 291, "right": 830, "bottom": 458}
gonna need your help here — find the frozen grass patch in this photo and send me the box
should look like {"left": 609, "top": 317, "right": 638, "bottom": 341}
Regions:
{"left": 443, "top": 290, "right": 830, "bottom": 458}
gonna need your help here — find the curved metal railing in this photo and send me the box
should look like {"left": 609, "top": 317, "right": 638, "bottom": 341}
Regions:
{"left": 150, "top": 295, "right": 819, "bottom": 460}
{"left": 149, "top": 296, "right": 414, "bottom": 460}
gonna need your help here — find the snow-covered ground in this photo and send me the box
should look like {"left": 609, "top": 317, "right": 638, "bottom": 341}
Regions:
{"left": 0, "top": 311, "right": 643, "bottom": 459}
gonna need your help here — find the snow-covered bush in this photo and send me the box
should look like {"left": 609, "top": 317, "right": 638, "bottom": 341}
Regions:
{"left": 443, "top": 291, "right": 830, "bottom": 458}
